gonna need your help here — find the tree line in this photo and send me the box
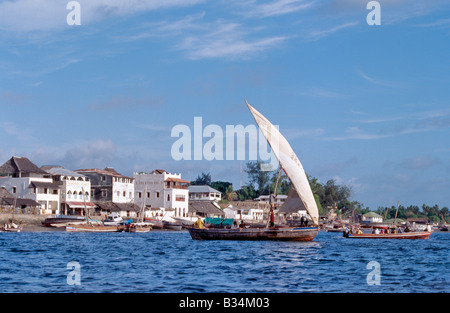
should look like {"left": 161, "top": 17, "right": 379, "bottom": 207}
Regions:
{"left": 190, "top": 161, "right": 449, "bottom": 223}
{"left": 375, "top": 204, "right": 449, "bottom": 223}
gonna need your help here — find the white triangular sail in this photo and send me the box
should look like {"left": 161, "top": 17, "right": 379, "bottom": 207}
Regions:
{"left": 246, "top": 99, "right": 319, "bottom": 225}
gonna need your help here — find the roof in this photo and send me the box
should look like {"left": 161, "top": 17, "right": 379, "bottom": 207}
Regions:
{"left": 363, "top": 212, "right": 383, "bottom": 218}
{"left": 150, "top": 169, "right": 168, "bottom": 174}
{"left": 0, "top": 156, "right": 48, "bottom": 176}
{"left": 0, "top": 188, "right": 41, "bottom": 207}
{"left": 189, "top": 201, "right": 224, "bottom": 215}
{"left": 0, "top": 198, "right": 41, "bottom": 207}
{"left": 30, "top": 181, "right": 61, "bottom": 189}
{"left": 407, "top": 217, "right": 430, "bottom": 223}
{"left": 43, "top": 166, "right": 85, "bottom": 178}
{"left": 278, "top": 187, "right": 307, "bottom": 214}
{"left": 188, "top": 185, "right": 220, "bottom": 193}
{"left": 0, "top": 187, "right": 13, "bottom": 198}
{"left": 95, "top": 201, "right": 141, "bottom": 212}
{"left": 76, "top": 168, "right": 133, "bottom": 180}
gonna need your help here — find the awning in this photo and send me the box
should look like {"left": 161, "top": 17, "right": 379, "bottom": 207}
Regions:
{"left": 66, "top": 201, "right": 96, "bottom": 209}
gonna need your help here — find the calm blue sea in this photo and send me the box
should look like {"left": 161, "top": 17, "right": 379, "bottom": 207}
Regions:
{"left": 0, "top": 230, "right": 448, "bottom": 293}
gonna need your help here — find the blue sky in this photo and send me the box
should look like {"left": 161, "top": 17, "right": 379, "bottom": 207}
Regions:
{"left": 1, "top": 0, "right": 449, "bottom": 210}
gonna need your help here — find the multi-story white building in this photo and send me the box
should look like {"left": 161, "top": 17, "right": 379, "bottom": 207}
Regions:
{"left": 75, "top": 167, "right": 135, "bottom": 203}
{"left": 133, "top": 169, "right": 189, "bottom": 220}
{"left": 43, "top": 166, "right": 94, "bottom": 216}
{"left": 188, "top": 185, "right": 222, "bottom": 202}
{"left": 75, "top": 167, "right": 138, "bottom": 217}
{"left": 0, "top": 156, "right": 60, "bottom": 214}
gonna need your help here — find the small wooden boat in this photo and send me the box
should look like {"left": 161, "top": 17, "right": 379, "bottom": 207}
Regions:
{"left": 163, "top": 221, "right": 183, "bottom": 231}
{"left": 344, "top": 231, "right": 432, "bottom": 239}
{"left": 102, "top": 213, "right": 126, "bottom": 226}
{"left": 43, "top": 215, "right": 87, "bottom": 227}
{"left": 66, "top": 224, "right": 124, "bottom": 232}
{"left": 125, "top": 222, "right": 152, "bottom": 233}
{"left": 144, "top": 218, "right": 164, "bottom": 229}
{"left": 2, "top": 223, "right": 22, "bottom": 232}
{"left": 188, "top": 226, "right": 319, "bottom": 241}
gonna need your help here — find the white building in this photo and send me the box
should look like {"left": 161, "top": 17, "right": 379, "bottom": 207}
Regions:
{"left": 188, "top": 185, "right": 222, "bottom": 202}
{"left": 75, "top": 167, "right": 138, "bottom": 217}
{"left": 0, "top": 157, "right": 60, "bottom": 214}
{"left": 223, "top": 204, "right": 264, "bottom": 222}
{"left": 362, "top": 212, "right": 383, "bottom": 223}
{"left": 43, "top": 166, "right": 94, "bottom": 216}
{"left": 253, "top": 194, "right": 288, "bottom": 206}
{"left": 75, "top": 168, "right": 135, "bottom": 204}
{"left": 133, "top": 169, "right": 189, "bottom": 220}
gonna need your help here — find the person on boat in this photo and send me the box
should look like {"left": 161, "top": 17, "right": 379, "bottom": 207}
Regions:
{"left": 357, "top": 228, "right": 363, "bottom": 235}
{"left": 194, "top": 218, "right": 204, "bottom": 229}
{"left": 344, "top": 226, "right": 350, "bottom": 237}
{"left": 374, "top": 228, "right": 380, "bottom": 234}
{"left": 300, "top": 215, "right": 308, "bottom": 227}
{"left": 269, "top": 207, "right": 275, "bottom": 227}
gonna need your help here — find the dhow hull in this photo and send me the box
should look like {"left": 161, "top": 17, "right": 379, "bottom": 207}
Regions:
{"left": 188, "top": 226, "right": 319, "bottom": 241}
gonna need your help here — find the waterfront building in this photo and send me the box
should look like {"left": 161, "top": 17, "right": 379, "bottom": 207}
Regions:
{"left": 0, "top": 187, "right": 41, "bottom": 213}
{"left": 133, "top": 169, "right": 189, "bottom": 220}
{"left": 42, "top": 166, "right": 94, "bottom": 216}
{"left": 222, "top": 204, "right": 264, "bottom": 222}
{"left": 0, "top": 156, "right": 60, "bottom": 214}
{"left": 188, "top": 185, "right": 222, "bottom": 202}
{"left": 75, "top": 167, "right": 139, "bottom": 218}
{"left": 189, "top": 200, "right": 224, "bottom": 218}
{"left": 253, "top": 194, "right": 288, "bottom": 206}
{"left": 362, "top": 211, "right": 383, "bottom": 223}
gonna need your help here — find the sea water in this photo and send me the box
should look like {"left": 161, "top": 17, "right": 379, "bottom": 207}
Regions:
{"left": 0, "top": 231, "right": 448, "bottom": 293}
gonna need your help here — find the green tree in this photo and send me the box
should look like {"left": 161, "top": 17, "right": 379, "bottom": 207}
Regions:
{"left": 244, "top": 161, "right": 273, "bottom": 196}
{"left": 236, "top": 185, "right": 258, "bottom": 201}
{"left": 269, "top": 171, "right": 291, "bottom": 195}
{"left": 191, "top": 172, "right": 211, "bottom": 185}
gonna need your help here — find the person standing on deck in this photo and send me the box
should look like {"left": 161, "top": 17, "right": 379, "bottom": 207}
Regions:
{"left": 194, "top": 217, "right": 204, "bottom": 229}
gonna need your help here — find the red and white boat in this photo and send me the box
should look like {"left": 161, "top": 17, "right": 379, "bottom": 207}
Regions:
{"left": 344, "top": 230, "right": 432, "bottom": 239}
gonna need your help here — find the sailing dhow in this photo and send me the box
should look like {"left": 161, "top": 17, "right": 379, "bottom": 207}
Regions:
{"left": 188, "top": 100, "right": 319, "bottom": 241}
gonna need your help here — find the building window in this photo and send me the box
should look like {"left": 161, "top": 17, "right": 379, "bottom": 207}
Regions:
{"left": 138, "top": 192, "right": 142, "bottom": 198}
{"left": 156, "top": 192, "right": 160, "bottom": 198}
{"left": 12, "top": 187, "right": 16, "bottom": 194}
{"left": 147, "top": 192, "right": 150, "bottom": 198}
{"left": 167, "top": 194, "right": 170, "bottom": 201}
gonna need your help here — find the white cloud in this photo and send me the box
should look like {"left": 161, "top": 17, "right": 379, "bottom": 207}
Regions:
{"left": 242, "top": 0, "right": 314, "bottom": 18}
{"left": 401, "top": 155, "right": 440, "bottom": 170}
{"left": 177, "top": 20, "right": 288, "bottom": 59}
{"left": 305, "top": 21, "right": 359, "bottom": 41}
{"left": 0, "top": 0, "right": 205, "bottom": 32}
